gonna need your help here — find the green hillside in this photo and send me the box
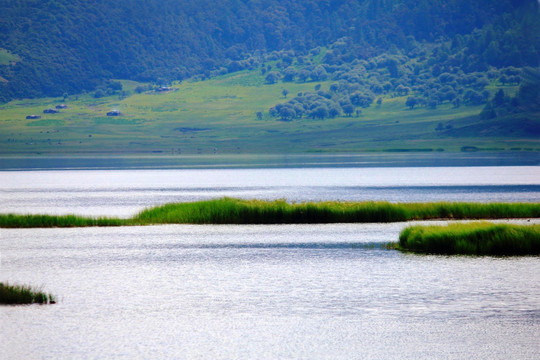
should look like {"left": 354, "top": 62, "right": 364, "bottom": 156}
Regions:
{"left": 0, "top": 0, "right": 538, "bottom": 101}
{"left": 1, "top": 68, "right": 538, "bottom": 155}
{"left": 0, "top": 0, "right": 538, "bottom": 156}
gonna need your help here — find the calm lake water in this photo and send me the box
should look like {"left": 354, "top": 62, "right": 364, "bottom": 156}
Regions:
{"left": 1, "top": 166, "right": 539, "bottom": 359}
{"left": 1, "top": 166, "right": 539, "bottom": 217}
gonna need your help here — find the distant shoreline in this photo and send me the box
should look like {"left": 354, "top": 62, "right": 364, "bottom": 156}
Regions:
{"left": 0, "top": 151, "right": 538, "bottom": 171}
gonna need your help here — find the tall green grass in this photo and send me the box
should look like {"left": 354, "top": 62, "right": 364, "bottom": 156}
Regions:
{"left": 0, "top": 214, "right": 128, "bottom": 228}
{"left": 134, "top": 198, "right": 540, "bottom": 224}
{"left": 1, "top": 198, "right": 539, "bottom": 227}
{"left": 399, "top": 222, "right": 540, "bottom": 255}
{"left": 402, "top": 202, "right": 540, "bottom": 220}
{"left": 0, "top": 282, "right": 56, "bottom": 305}
{"left": 134, "top": 198, "right": 410, "bottom": 224}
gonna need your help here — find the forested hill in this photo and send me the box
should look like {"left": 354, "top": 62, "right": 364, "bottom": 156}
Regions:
{"left": 0, "top": 0, "right": 538, "bottom": 102}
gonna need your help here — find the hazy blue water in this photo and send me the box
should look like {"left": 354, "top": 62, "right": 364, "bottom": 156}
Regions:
{"left": 1, "top": 222, "right": 539, "bottom": 359}
{"left": 0, "top": 166, "right": 539, "bottom": 217}
{"left": 1, "top": 166, "right": 539, "bottom": 358}
{"left": 1, "top": 151, "right": 538, "bottom": 170}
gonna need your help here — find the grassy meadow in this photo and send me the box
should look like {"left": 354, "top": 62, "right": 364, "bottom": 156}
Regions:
{"left": 0, "top": 48, "right": 20, "bottom": 66}
{"left": 1, "top": 68, "right": 537, "bottom": 156}
{"left": 398, "top": 222, "right": 540, "bottom": 255}
{"left": 1, "top": 198, "right": 538, "bottom": 227}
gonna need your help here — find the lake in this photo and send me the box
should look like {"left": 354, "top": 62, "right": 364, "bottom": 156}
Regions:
{"left": 1, "top": 166, "right": 539, "bottom": 217}
{"left": 1, "top": 165, "right": 539, "bottom": 359}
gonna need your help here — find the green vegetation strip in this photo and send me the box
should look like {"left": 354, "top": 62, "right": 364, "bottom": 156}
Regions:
{"left": 0, "top": 214, "right": 127, "bottom": 228}
{"left": 0, "top": 282, "right": 56, "bottom": 305}
{"left": 1, "top": 198, "right": 539, "bottom": 228}
{"left": 398, "top": 222, "right": 540, "bottom": 255}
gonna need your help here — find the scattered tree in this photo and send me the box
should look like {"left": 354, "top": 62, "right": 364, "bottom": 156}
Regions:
{"left": 265, "top": 72, "right": 280, "bottom": 84}
{"left": 342, "top": 103, "right": 354, "bottom": 116}
{"left": 406, "top": 96, "right": 418, "bottom": 109}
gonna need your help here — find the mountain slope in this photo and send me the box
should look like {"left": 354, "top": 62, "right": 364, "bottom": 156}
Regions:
{"left": 0, "top": 0, "right": 538, "bottom": 101}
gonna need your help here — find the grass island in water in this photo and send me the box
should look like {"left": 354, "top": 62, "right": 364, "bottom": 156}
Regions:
{"left": 1, "top": 198, "right": 539, "bottom": 227}
{"left": 398, "top": 222, "right": 540, "bottom": 256}
{"left": 1, "top": 198, "right": 538, "bottom": 256}
{"left": 0, "top": 282, "right": 56, "bottom": 305}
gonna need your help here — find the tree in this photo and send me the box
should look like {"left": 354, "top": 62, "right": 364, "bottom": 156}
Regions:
{"left": 395, "top": 85, "right": 410, "bottom": 96}
{"left": 328, "top": 104, "right": 341, "bottom": 118}
{"left": 310, "top": 104, "right": 329, "bottom": 119}
{"left": 517, "top": 67, "right": 540, "bottom": 110}
{"left": 480, "top": 102, "right": 496, "bottom": 119}
{"left": 135, "top": 85, "right": 149, "bottom": 93}
{"left": 107, "top": 81, "right": 122, "bottom": 91}
{"left": 493, "top": 89, "right": 506, "bottom": 107}
{"left": 405, "top": 96, "right": 418, "bottom": 109}
{"left": 310, "top": 65, "right": 328, "bottom": 81}
{"left": 350, "top": 92, "right": 374, "bottom": 108}
{"left": 94, "top": 89, "right": 105, "bottom": 98}
{"left": 265, "top": 72, "right": 280, "bottom": 84}
{"left": 297, "top": 70, "right": 310, "bottom": 83}
{"left": 342, "top": 103, "right": 354, "bottom": 116}
{"left": 387, "top": 58, "right": 399, "bottom": 78}
{"left": 256, "top": 111, "right": 263, "bottom": 120}
{"left": 282, "top": 68, "right": 296, "bottom": 82}
{"left": 282, "top": 89, "right": 289, "bottom": 98}
{"left": 465, "top": 90, "right": 486, "bottom": 105}
{"left": 278, "top": 106, "right": 296, "bottom": 121}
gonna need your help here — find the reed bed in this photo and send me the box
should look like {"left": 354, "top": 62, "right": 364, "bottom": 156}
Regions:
{"left": 0, "top": 198, "right": 539, "bottom": 227}
{"left": 399, "top": 222, "right": 540, "bottom": 255}
{"left": 0, "top": 214, "right": 129, "bottom": 228}
{"left": 133, "top": 198, "right": 540, "bottom": 224}
{"left": 134, "top": 198, "right": 411, "bottom": 224}
{"left": 0, "top": 282, "right": 56, "bottom": 305}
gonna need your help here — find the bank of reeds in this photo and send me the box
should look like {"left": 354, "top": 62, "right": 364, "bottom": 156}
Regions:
{"left": 0, "top": 198, "right": 539, "bottom": 227}
{"left": 133, "top": 198, "right": 411, "bottom": 224}
{"left": 0, "top": 282, "right": 56, "bottom": 305}
{"left": 0, "top": 214, "right": 128, "bottom": 228}
{"left": 133, "top": 198, "right": 540, "bottom": 224}
{"left": 399, "top": 222, "right": 540, "bottom": 255}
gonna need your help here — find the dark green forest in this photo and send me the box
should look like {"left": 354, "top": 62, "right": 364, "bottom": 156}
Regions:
{"left": 0, "top": 0, "right": 538, "bottom": 104}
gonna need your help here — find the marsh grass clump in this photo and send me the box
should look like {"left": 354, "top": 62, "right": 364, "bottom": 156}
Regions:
{"left": 0, "top": 282, "right": 56, "bottom": 305}
{"left": 403, "top": 202, "right": 540, "bottom": 220}
{"left": 134, "top": 198, "right": 539, "bottom": 224}
{"left": 399, "top": 222, "right": 540, "bottom": 255}
{"left": 0, "top": 214, "right": 129, "bottom": 228}
{"left": 134, "top": 198, "right": 410, "bottom": 224}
